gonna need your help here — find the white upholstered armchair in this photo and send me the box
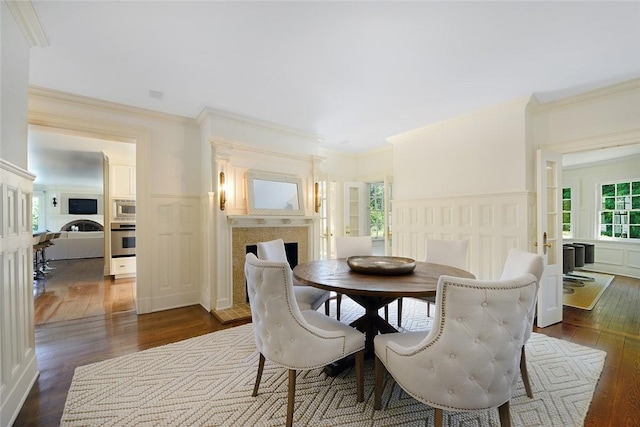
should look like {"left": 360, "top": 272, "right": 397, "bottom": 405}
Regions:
{"left": 374, "top": 273, "right": 538, "bottom": 427}
{"left": 499, "top": 248, "right": 544, "bottom": 398}
{"left": 244, "top": 253, "right": 365, "bottom": 427}
{"left": 397, "top": 238, "right": 469, "bottom": 326}
{"left": 257, "top": 238, "right": 332, "bottom": 315}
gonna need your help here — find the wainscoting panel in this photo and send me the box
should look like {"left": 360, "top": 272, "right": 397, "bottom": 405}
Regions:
{"left": 393, "top": 192, "right": 534, "bottom": 280}
{"left": 0, "top": 160, "right": 37, "bottom": 427}
{"left": 570, "top": 240, "right": 640, "bottom": 279}
{"left": 144, "top": 195, "right": 201, "bottom": 312}
{"left": 629, "top": 248, "right": 640, "bottom": 269}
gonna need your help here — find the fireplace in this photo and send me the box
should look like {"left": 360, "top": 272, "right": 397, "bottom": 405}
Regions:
{"left": 245, "top": 242, "right": 298, "bottom": 301}
{"left": 231, "top": 226, "right": 310, "bottom": 307}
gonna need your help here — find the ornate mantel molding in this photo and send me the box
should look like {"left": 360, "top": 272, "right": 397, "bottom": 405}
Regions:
{"left": 227, "top": 215, "right": 317, "bottom": 227}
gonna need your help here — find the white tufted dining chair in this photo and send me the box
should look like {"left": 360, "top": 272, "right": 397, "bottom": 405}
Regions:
{"left": 257, "top": 238, "right": 332, "bottom": 316}
{"left": 244, "top": 253, "right": 365, "bottom": 427}
{"left": 334, "top": 236, "right": 373, "bottom": 320}
{"left": 499, "top": 248, "right": 544, "bottom": 398}
{"left": 374, "top": 273, "right": 538, "bottom": 427}
{"left": 397, "top": 239, "right": 469, "bottom": 326}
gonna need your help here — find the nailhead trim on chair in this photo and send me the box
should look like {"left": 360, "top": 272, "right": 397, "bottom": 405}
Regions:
{"left": 381, "top": 276, "right": 536, "bottom": 412}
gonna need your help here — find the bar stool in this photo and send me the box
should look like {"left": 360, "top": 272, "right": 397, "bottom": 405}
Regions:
{"left": 577, "top": 243, "right": 595, "bottom": 264}
{"left": 563, "top": 244, "right": 585, "bottom": 289}
{"left": 565, "top": 243, "right": 595, "bottom": 283}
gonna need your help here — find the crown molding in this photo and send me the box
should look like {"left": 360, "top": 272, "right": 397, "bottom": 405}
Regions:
{"left": 210, "top": 137, "right": 322, "bottom": 164}
{"left": 29, "top": 86, "right": 195, "bottom": 124}
{"left": 198, "top": 107, "right": 323, "bottom": 143}
{"left": 531, "top": 78, "right": 640, "bottom": 113}
{"left": 6, "top": 0, "right": 48, "bottom": 47}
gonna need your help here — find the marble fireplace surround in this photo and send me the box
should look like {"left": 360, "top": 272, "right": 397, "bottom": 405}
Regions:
{"left": 230, "top": 220, "right": 312, "bottom": 309}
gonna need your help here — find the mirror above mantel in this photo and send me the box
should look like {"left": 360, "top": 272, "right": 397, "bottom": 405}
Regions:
{"left": 246, "top": 171, "right": 305, "bottom": 216}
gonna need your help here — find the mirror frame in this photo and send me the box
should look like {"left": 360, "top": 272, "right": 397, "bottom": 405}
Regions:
{"left": 246, "top": 171, "right": 305, "bottom": 216}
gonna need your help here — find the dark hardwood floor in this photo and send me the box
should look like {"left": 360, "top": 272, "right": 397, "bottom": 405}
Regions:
{"left": 14, "top": 264, "right": 640, "bottom": 426}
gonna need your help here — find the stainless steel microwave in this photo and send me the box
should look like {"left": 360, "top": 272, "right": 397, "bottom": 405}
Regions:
{"left": 113, "top": 199, "right": 136, "bottom": 220}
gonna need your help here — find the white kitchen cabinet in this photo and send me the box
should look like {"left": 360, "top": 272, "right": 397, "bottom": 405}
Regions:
{"left": 111, "top": 256, "right": 136, "bottom": 277}
{"left": 110, "top": 164, "right": 136, "bottom": 198}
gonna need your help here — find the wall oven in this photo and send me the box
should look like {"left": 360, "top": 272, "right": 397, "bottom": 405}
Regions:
{"left": 114, "top": 199, "right": 136, "bottom": 220}
{"left": 111, "top": 222, "right": 136, "bottom": 257}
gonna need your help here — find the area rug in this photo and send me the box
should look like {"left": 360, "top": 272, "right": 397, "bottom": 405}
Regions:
{"left": 61, "top": 298, "right": 606, "bottom": 426}
{"left": 563, "top": 271, "right": 615, "bottom": 310}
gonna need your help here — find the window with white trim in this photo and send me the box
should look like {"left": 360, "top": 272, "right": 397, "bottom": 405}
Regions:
{"left": 599, "top": 180, "right": 640, "bottom": 239}
{"left": 562, "top": 187, "right": 572, "bottom": 238}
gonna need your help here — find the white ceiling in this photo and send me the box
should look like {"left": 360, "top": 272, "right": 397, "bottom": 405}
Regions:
{"left": 28, "top": 1, "right": 640, "bottom": 154}
{"left": 28, "top": 129, "right": 135, "bottom": 188}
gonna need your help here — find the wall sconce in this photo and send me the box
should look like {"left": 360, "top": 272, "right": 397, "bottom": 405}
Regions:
{"left": 52, "top": 197, "right": 58, "bottom": 207}
{"left": 314, "top": 182, "right": 321, "bottom": 213}
{"left": 219, "top": 172, "right": 226, "bottom": 211}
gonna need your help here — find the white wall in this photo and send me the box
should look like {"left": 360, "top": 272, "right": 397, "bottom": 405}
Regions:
{"left": 533, "top": 80, "right": 640, "bottom": 150}
{"left": 388, "top": 97, "right": 534, "bottom": 278}
{"left": 0, "top": 2, "right": 30, "bottom": 168}
{"left": 390, "top": 97, "right": 531, "bottom": 201}
{"left": 0, "top": 3, "right": 38, "bottom": 426}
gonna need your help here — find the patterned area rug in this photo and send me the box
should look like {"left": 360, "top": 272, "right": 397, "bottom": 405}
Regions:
{"left": 563, "top": 271, "right": 615, "bottom": 310}
{"left": 61, "top": 298, "right": 606, "bottom": 426}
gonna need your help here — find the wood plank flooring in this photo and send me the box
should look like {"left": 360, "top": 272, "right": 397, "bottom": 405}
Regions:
{"left": 14, "top": 262, "right": 640, "bottom": 426}
{"left": 34, "top": 258, "right": 135, "bottom": 325}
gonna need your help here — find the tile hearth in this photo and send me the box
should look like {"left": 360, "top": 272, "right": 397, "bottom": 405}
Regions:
{"left": 212, "top": 303, "right": 252, "bottom": 324}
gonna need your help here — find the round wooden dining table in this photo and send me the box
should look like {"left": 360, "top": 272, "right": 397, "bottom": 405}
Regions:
{"left": 293, "top": 258, "right": 474, "bottom": 373}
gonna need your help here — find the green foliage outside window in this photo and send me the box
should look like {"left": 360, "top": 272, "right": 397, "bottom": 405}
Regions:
{"left": 562, "top": 187, "right": 571, "bottom": 237}
{"left": 600, "top": 180, "right": 640, "bottom": 240}
{"left": 369, "top": 183, "right": 385, "bottom": 238}
{"left": 32, "top": 198, "right": 40, "bottom": 232}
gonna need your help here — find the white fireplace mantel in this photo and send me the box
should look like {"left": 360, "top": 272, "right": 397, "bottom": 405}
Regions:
{"left": 227, "top": 215, "right": 317, "bottom": 227}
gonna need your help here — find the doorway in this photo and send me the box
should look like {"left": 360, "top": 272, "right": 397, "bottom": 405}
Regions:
{"left": 28, "top": 126, "right": 137, "bottom": 324}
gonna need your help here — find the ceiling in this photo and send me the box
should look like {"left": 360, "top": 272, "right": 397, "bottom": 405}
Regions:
{"left": 27, "top": 1, "right": 640, "bottom": 155}
{"left": 28, "top": 129, "right": 135, "bottom": 188}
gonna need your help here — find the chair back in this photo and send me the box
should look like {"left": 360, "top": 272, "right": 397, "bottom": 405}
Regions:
{"left": 384, "top": 273, "right": 538, "bottom": 411}
{"left": 500, "top": 248, "right": 544, "bottom": 341}
{"left": 424, "top": 239, "right": 468, "bottom": 270}
{"left": 257, "top": 238, "right": 288, "bottom": 263}
{"left": 335, "top": 236, "right": 372, "bottom": 259}
{"left": 244, "top": 253, "right": 350, "bottom": 368}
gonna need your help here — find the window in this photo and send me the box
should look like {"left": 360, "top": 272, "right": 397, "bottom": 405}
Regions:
{"left": 562, "top": 187, "right": 572, "bottom": 238}
{"left": 32, "top": 191, "right": 45, "bottom": 233}
{"left": 599, "top": 180, "right": 640, "bottom": 239}
{"left": 369, "top": 182, "right": 384, "bottom": 238}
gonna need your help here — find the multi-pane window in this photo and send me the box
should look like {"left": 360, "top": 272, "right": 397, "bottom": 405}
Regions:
{"left": 599, "top": 180, "right": 640, "bottom": 239}
{"left": 369, "top": 182, "right": 385, "bottom": 238}
{"left": 562, "top": 187, "right": 572, "bottom": 238}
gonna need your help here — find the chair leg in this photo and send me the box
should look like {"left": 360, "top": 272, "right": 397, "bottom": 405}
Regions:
{"left": 286, "top": 369, "right": 296, "bottom": 427}
{"left": 355, "top": 349, "right": 364, "bottom": 402}
{"left": 397, "top": 298, "right": 403, "bottom": 328}
{"left": 434, "top": 408, "right": 443, "bottom": 427}
{"left": 427, "top": 301, "right": 431, "bottom": 317}
{"left": 336, "top": 293, "right": 342, "bottom": 321}
{"left": 498, "top": 401, "right": 511, "bottom": 427}
{"left": 374, "top": 356, "right": 385, "bottom": 410}
{"left": 520, "top": 346, "right": 533, "bottom": 398}
{"left": 324, "top": 299, "right": 330, "bottom": 316}
{"left": 384, "top": 304, "right": 389, "bottom": 321}
{"left": 252, "top": 353, "right": 265, "bottom": 397}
